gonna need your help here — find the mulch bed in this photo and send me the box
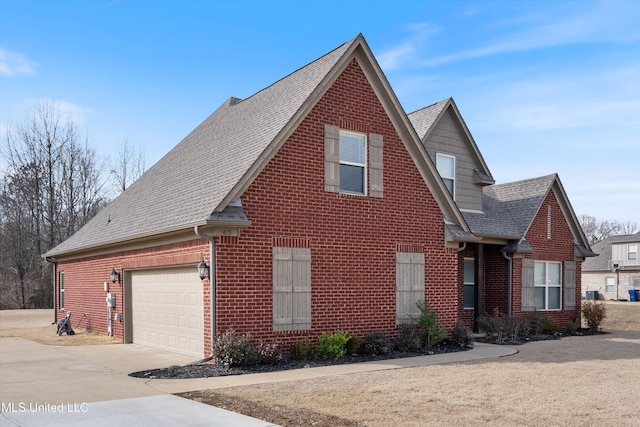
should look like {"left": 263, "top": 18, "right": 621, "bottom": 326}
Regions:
{"left": 129, "top": 342, "right": 469, "bottom": 380}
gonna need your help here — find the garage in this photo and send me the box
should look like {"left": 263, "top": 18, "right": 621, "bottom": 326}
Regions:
{"left": 129, "top": 267, "right": 204, "bottom": 358}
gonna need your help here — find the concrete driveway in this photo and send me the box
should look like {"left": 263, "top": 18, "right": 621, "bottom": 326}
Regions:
{"left": 0, "top": 310, "right": 278, "bottom": 427}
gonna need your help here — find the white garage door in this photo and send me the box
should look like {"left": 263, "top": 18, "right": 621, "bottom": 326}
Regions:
{"left": 131, "top": 267, "right": 203, "bottom": 358}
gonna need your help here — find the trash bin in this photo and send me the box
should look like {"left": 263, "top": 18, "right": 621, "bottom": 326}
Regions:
{"left": 636, "top": 290, "right": 640, "bottom": 301}
{"left": 586, "top": 291, "right": 598, "bottom": 300}
{"left": 629, "top": 290, "right": 638, "bottom": 302}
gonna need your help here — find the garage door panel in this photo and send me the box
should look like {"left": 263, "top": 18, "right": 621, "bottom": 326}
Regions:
{"left": 131, "top": 267, "right": 203, "bottom": 358}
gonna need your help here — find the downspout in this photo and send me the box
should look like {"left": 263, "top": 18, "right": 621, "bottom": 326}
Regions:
{"left": 501, "top": 250, "right": 513, "bottom": 317}
{"left": 45, "top": 257, "right": 57, "bottom": 325}
{"left": 194, "top": 226, "right": 216, "bottom": 364}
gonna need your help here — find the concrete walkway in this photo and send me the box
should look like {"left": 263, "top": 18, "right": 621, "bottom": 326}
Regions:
{"left": 1, "top": 335, "right": 515, "bottom": 426}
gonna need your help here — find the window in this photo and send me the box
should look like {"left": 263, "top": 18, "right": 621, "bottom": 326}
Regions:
{"left": 436, "top": 153, "right": 455, "bottom": 198}
{"left": 324, "top": 125, "right": 383, "bottom": 198}
{"left": 605, "top": 277, "right": 615, "bottom": 293}
{"left": 59, "top": 272, "right": 64, "bottom": 309}
{"left": 396, "top": 252, "right": 425, "bottom": 324}
{"left": 628, "top": 244, "right": 637, "bottom": 261}
{"left": 463, "top": 258, "right": 475, "bottom": 309}
{"left": 534, "top": 261, "right": 561, "bottom": 310}
{"left": 339, "top": 131, "right": 366, "bottom": 195}
{"left": 272, "top": 247, "right": 311, "bottom": 331}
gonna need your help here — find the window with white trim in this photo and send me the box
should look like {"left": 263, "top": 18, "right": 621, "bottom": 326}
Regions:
{"left": 339, "top": 131, "right": 367, "bottom": 195}
{"left": 628, "top": 244, "right": 637, "bottom": 261}
{"left": 534, "top": 261, "right": 561, "bottom": 310}
{"left": 436, "top": 153, "right": 455, "bottom": 198}
{"left": 59, "top": 272, "right": 65, "bottom": 309}
{"left": 605, "top": 277, "right": 615, "bottom": 293}
{"left": 463, "top": 258, "right": 475, "bottom": 309}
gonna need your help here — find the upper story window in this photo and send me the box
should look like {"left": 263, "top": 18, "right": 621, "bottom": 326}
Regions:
{"left": 339, "top": 131, "right": 367, "bottom": 195}
{"left": 628, "top": 244, "right": 637, "bottom": 261}
{"left": 436, "top": 153, "right": 455, "bottom": 198}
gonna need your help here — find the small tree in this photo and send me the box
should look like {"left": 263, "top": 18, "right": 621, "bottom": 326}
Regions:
{"left": 415, "top": 301, "right": 446, "bottom": 348}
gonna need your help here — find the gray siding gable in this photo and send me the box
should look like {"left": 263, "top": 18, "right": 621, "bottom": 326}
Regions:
{"left": 408, "top": 98, "right": 494, "bottom": 212}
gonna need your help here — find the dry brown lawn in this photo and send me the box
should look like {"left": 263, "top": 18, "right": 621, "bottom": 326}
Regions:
{"left": 186, "top": 302, "right": 640, "bottom": 427}
{"left": 0, "top": 309, "right": 121, "bottom": 346}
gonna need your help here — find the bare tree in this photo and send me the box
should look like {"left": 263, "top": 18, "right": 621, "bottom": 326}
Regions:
{"left": 0, "top": 101, "right": 107, "bottom": 309}
{"left": 579, "top": 214, "right": 639, "bottom": 244}
{"left": 109, "top": 138, "right": 146, "bottom": 193}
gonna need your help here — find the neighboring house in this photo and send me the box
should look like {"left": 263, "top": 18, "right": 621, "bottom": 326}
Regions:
{"left": 582, "top": 232, "right": 640, "bottom": 300}
{"left": 44, "top": 35, "right": 595, "bottom": 358}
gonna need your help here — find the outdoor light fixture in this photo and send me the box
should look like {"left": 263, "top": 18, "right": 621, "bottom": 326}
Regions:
{"left": 110, "top": 268, "right": 121, "bottom": 284}
{"left": 197, "top": 259, "right": 209, "bottom": 281}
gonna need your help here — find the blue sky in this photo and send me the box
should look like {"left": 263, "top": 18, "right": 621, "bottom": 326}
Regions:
{"left": 1, "top": 0, "right": 639, "bottom": 223}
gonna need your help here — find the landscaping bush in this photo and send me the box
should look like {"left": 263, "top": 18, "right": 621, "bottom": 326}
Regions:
{"left": 345, "top": 335, "right": 360, "bottom": 355}
{"left": 256, "top": 340, "right": 283, "bottom": 365}
{"left": 565, "top": 317, "right": 580, "bottom": 334}
{"left": 360, "top": 332, "right": 391, "bottom": 355}
{"left": 315, "top": 330, "right": 352, "bottom": 360}
{"left": 582, "top": 300, "right": 607, "bottom": 332}
{"left": 394, "top": 324, "right": 422, "bottom": 352}
{"left": 212, "top": 329, "right": 259, "bottom": 367}
{"left": 415, "top": 301, "right": 446, "bottom": 348}
{"left": 450, "top": 321, "right": 474, "bottom": 348}
{"left": 289, "top": 339, "right": 313, "bottom": 360}
{"left": 212, "top": 330, "right": 283, "bottom": 367}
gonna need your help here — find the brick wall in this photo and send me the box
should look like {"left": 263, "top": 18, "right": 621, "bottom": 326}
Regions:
{"left": 513, "top": 189, "right": 582, "bottom": 326}
{"left": 55, "top": 239, "right": 207, "bottom": 342}
{"left": 215, "top": 58, "right": 458, "bottom": 346}
{"left": 53, "top": 58, "right": 460, "bottom": 354}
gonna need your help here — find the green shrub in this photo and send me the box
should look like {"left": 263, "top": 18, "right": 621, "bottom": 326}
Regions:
{"left": 582, "top": 301, "right": 607, "bottom": 332}
{"left": 315, "top": 330, "right": 352, "bottom": 360}
{"left": 360, "top": 332, "right": 391, "bottom": 355}
{"left": 212, "top": 329, "right": 258, "bottom": 367}
{"left": 450, "top": 321, "right": 474, "bottom": 348}
{"left": 415, "top": 301, "right": 446, "bottom": 348}
{"left": 289, "top": 339, "right": 313, "bottom": 360}
{"left": 394, "top": 324, "right": 422, "bottom": 352}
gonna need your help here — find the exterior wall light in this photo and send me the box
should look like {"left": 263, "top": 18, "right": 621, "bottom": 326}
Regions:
{"left": 197, "top": 259, "right": 209, "bottom": 281}
{"left": 110, "top": 268, "right": 121, "bottom": 284}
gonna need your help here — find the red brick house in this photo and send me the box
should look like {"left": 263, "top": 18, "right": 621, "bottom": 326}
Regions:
{"left": 44, "top": 34, "right": 594, "bottom": 358}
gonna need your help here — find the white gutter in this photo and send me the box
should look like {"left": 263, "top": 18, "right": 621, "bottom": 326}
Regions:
{"left": 194, "top": 226, "right": 216, "bottom": 359}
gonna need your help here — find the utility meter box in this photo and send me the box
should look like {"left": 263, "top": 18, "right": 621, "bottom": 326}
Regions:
{"left": 106, "top": 293, "right": 116, "bottom": 308}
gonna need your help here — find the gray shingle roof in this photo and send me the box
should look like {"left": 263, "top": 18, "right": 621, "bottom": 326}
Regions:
{"left": 45, "top": 37, "right": 356, "bottom": 257}
{"left": 407, "top": 98, "right": 450, "bottom": 138}
{"left": 460, "top": 175, "right": 557, "bottom": 240}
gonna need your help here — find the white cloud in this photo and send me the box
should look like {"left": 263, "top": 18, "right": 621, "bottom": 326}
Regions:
{"left": 376, "top": 23, "right": 440, "bottom": 71}
{"left": 0, "top": 48, "right": 37, "bottom": 76}
{"left": 421, "top": 3, "right": 640, "bottom": 67}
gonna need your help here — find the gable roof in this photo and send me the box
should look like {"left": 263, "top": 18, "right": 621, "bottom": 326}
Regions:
{"left": 45, "top": 34, "right": 468, "bottom": 258}
{"left": 583, "top": 232, "right": 640, "bottom": 271}
{"left": 408, "top": 97, "right": 494, "bottom": 185}
{"left": 461, "top": 173, "right": 596, "bottom": 256}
